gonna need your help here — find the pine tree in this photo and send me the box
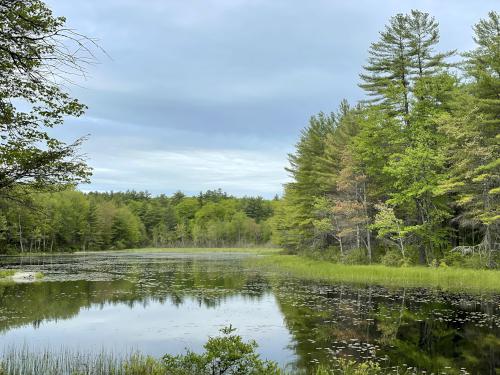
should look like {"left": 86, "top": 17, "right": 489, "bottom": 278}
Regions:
{"left": 464, "top": 10, "right": 500, "bottom": 129}
{"left": 359, "top": 13, "right": 412, "bottom": 123}
{"left": 439, "top": 12, "right": 500, "bottom": 260}
{"left": 283, "top": 112, "right": 337, "bottom": 248}
{"left": 360, "top": 10, "right": 453, "bottom": 125}
{"left": 406, "top": 10, "right": 454, "bottom": 79}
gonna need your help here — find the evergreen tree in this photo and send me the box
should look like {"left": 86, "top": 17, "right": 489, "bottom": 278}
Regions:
{"left": 283, "top": 112, "right": 336, "bottom": 248}
{"left": 359, "top": 13, "right": 412, "bottom": 123}
{"left": 439, "top": 11, "right": 500, "bottom": 259}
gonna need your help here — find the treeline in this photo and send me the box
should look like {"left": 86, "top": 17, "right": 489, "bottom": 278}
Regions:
{"left": 272, "top": 10, "right": 499, "bottom": 267}
{"left": 0, "top": 189, "right": 276, "bottom": 253}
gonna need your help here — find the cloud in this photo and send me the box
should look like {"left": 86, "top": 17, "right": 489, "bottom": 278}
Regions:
{"left": 87, "top": 148, "right": 289, "bottom": 197}
{"left": 44, "top": 0, "right": 495, "bottom": 197}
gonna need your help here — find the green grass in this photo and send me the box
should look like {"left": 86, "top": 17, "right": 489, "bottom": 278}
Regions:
{"left": 249, "top": 255, "right": 500, "bottom": 293}
{"left": 105, "top": 247, "right": 282, "bottom": 255}
{"left": 0, "top": 270, "right": 16, "bottom": 279}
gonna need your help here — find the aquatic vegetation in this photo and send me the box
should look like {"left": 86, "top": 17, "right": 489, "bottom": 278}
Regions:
{"left": 0, "top": 342, "right": 438, "bottom": 375}
{"left": 0, "top": 327, "right": 283, "bottom": 375}
{"left": 250, "top": 255, "right": 500, "bottom": 292}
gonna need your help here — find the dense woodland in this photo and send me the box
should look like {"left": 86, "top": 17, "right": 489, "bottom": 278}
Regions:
{"left": 272, "top": 10, "right": 499, "bottom": 267}
{"left": 0, "top": 189, "right": 275, "bottom": 252}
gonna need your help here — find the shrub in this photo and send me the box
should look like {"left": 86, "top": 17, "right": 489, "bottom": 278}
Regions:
{"left": 380, "top": 250, "right": 404, "bottom": 267}
{"left": 443, "top": 251, "right": 466, "bottom": 267}
{"left": 341, "top": 248, "right": 369, "bottom": 265}
{"left": 443, "top": 251, "right": 499, "bottom": 269}
{"left": 463, "top": 254, "right": 489, "bottom": 269}
{"left": 299, "top": 246, "right": 342, "bottom": 262}
{"left": 162, "top": 326, "right": 283, "bottom": 375}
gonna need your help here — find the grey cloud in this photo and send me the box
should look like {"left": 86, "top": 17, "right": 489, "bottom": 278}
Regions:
{"left": 44, "top": 0, "right": 496, "bottom": 196}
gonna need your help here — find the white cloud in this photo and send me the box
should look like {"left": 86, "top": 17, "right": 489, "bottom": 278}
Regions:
{"left": 87, "top": 149, "right": 290, "bottom": 197}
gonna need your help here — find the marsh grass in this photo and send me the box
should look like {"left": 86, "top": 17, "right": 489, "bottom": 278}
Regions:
{"left": 250, "top": 255, "right": 500, "bottom": 293}
{"left": 0, "top": 347, "right": 163, "bottom": 375}
{"left": 0, "top": 270, "right": 15, "bottom": 278}
{"left": 0, "top": 347, "right": 423, "bottom": 375}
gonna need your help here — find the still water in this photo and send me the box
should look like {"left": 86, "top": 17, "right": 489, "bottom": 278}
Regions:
{"left": 0, "top": 252, "right": 499, "bottom": 373}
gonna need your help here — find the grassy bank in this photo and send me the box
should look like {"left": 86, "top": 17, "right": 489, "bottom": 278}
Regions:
{"left": 250, "top": 255, "right": 500, "bottom": 293}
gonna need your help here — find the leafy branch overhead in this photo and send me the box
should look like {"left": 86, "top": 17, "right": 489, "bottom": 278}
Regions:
{"left": 0, "top": 0, "right": 103, "bottom": 196}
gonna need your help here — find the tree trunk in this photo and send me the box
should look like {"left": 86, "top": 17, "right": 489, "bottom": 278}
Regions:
{"left": 18, "top": 214, "right": 24, "bottom": 253}
{"left": 362, "top": 182, "right": 372, "bottom": 262}
{"left": 366, "top": 228, "right": 372, "bottom": 262}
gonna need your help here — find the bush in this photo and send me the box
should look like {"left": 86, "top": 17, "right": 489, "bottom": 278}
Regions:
{"left": 380, "top": 250, "right": 404, "bottom": 267}
{"left": 463, "top": 254, "right": 489, "bottom": 269}
{"left": 443, "top": 251, "right": 499, "bottom": 269}
{"left": 162, "top": 326, "right": 283, "bottom": 375}
{"left": 299, "top": 246, "right": 342, "bottom": 262}
{"left": 341, "top": 248, "right": 369, "bottom": 265}
{"left": 442, "top": 251, "right": 466, "bottom": 267}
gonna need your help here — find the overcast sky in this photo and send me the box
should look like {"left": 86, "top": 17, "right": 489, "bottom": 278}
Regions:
{"left": 45, "top": 0, "right": 496, "bottom": 198}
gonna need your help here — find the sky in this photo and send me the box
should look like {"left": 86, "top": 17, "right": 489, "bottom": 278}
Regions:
{"left": 45, "top": 0, "right": 497, "bottom": 198}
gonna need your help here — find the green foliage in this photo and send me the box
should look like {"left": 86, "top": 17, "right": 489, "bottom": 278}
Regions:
{"left": 163, "top": 326, "right": 282, "bottom": 375}
{"left": 0, "top": 0, "right": 97, "bottom": 197}
{"left": 443, "top": 251, "right": 500, "bottom": 270}
{"left": 0, "top": 189, "right": 274, "bottom": 253}
{"left": 273, "top": 9, "right": 499, "bottom": 269}
{"left": 380, "top": 250, "right": 405, "bottom": 267}
{"left": 0, "top": 270, "right": 16, "bottom": 279}
{"left": 371, "top": 203, "right": 407, "bottom": 257}
{"left": 340, "top": 248, "right": 370, "bottom": 265}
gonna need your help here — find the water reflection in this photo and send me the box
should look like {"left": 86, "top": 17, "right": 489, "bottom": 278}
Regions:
{"left": 0, "top": 253, "right": 499, "bottom": 373}
{"left": 274, "top": 281, "right": 500, "bottom": 373}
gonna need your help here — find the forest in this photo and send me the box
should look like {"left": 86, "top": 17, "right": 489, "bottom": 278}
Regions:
{"left": 0, "top": 189, "right": 275, "bottom": 252}
{"left": 272, "top": 10, "right": 499, "bottom": 268}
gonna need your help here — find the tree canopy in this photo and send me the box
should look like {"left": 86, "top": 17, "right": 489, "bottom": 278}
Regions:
{"left": 0, "top": 0, "right": 99, "bottom": 198}
{"left": 273, "top": 10, "right": 499, "bottom": 267}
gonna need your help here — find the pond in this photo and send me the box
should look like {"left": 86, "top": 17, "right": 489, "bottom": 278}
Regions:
{"left": 0, "top": 252, "right": 499, "bottom": 374}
